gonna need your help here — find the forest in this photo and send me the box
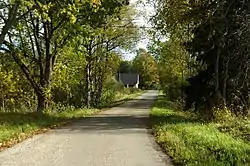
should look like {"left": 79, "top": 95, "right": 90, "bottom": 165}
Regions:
{"left": 150, "top": 0, "right": 250, "bottom": 165}
{"left": 151, "top": 0, "right": 250, "bottom": 118}
{"left": 0, "top": 0, "right": 143, "bottom": 112}
{"left": 0, "top": 0, "right": 250, "bottom": 165}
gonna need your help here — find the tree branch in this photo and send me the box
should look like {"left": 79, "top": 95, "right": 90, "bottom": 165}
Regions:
{"left": 3, "top": 40, "right": 42, "bottom": 96}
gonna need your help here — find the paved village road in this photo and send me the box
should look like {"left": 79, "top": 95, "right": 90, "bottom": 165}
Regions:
{"left": 0, "top": 90, "right": 172, "bottom": 166}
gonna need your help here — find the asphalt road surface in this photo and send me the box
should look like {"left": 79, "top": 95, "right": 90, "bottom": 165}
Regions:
{"left": 0, "top": 90, "right": 172, "bottom": 166}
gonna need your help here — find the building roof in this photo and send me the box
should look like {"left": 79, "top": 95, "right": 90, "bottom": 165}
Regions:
{"left": 119, "top": 73, "right": 139, "bottom": 85}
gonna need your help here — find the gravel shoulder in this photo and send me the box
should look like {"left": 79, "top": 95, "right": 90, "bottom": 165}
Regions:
{"left": 0, "top": 90, "right": 172, "bottom": 166}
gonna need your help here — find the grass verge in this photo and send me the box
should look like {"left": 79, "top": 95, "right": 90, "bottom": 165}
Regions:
{"left": 0, "top": 90, "right": 144, "bottom": 151}
{"left": 150, "top": 95, "right": 250, "bottom": 166}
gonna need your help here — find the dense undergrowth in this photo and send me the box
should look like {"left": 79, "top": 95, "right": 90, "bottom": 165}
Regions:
{"left": 151, "top": 95, "right": 250, "bottom": 166}
{"left": 0, "top": 88, "right": 143, "bottom": 151}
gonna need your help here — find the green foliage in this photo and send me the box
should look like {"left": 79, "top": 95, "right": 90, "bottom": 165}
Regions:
{"left": 119, "top": 60, "right": 136, "bottom": 73}
{"left": 149, "top": 37, "right": 189, "bottom": 101}
{"left": 151, "top": 96, "right": 250, "bottom": 166}
{"left": 0, "top": 0, "right": 139, "bottom": 112}
{"left": 133, "top": 48, "right": 159, "bottom": 89}
{"left": 0, "top": 0, "right": 137, "bottom": 113}
{"left": 51, "top": 45, "right": 87, "bottom": 107}
{"left": 98, "top": 77, "right": 142, "bottom": 107}
{"left": 216, "top": 118, "right": 250, "bottom": 143}
{"left": 0, "top": 68, "right": 18, "bottom": 109}
{"left": 0, "top": 56, "right": 36, "bottom": 111}
{"left": 212, "top": 107, "right": 235, "bottom": 123}
{"left": 164, "top": 79, "right": 183, "bottom": 101}
{"left": 152, "top": 0, "right": 250, "bottom": 118}
{"left": 100, "top": 77, "right": 124, "bottom": 105}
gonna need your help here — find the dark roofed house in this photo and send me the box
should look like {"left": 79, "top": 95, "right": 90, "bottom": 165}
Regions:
{"left": 118, "top": 73, "right": 139, "bottom": 88}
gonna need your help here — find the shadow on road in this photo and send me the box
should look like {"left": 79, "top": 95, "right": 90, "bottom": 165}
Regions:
{"left": 56, "top": 97, "right": 158, "bottom": 134}
{"left": 0, "top": 92, "right": 158, "bottom": 136}
{"left": 53, "top": 92, "right": 159, "bottom": 134}
{"left": 57, "top": 115, "right": 150, "bottom": 134}
{"left": 116, "top": 99, "right": 155, "bottom": 109}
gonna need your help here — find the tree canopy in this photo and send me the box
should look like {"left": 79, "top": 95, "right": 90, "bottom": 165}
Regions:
{"left": 151, "top": 0, "right": 250, "bottom": 117}
{"left": 133, "top": 48, "right": 159, "bottom": 89}
{"left": 0, "top": 0, "right": 139, "bottom": 112}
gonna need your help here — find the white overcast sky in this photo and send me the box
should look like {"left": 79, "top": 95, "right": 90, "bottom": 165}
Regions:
{"left": 121, "top": 0, "right": 155, "bottom": 61}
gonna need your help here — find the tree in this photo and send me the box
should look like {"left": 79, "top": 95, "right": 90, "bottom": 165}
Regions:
{"left": 0, "top": 0, "right": 29, "bottom": 46}
{"left": 152, "top": 0, "right": 250, "bottom": 117}
{"left": 149, "top": 0, "right": 199, "bottom": 102}
{"left": 133, "top": 48, "right": 159, "bottom": 89}
{"left": 1, "top": 1, "right": 86, "bottom": 112}
{"left": 76, "top": 6, "right": 139, "bottom": 107}
{"left": 0, "top": 0, "right": 132, "bottom": 112}
{"left": 0, "top": 52, "right": 36, "bottom": 111}
{"left": 118, "top": 60, "right": 136, "bottom": 73}
{"left": 184, "top": 0, "right": 250, "bottom": 116}
{"left": 154, "top": 38, "right": 189, "bottom": 101}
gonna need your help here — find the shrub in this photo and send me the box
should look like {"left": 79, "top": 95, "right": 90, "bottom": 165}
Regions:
{"left": 213, "top": 107, "right": 235, "bottom": 123}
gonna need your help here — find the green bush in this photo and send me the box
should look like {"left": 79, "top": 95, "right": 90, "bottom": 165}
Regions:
{"left": 99, "top": 77, "right": 123, "bottom": 106}
{"left": 213, "top": 107, "right": 235, "bottom": 123}
{"left": 162, "top": 77, "right": 184, "bottom": 102}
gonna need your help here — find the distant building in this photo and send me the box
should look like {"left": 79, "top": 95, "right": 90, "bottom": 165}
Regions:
{"left": 118, "top": 73, "right": 139, "bottom": 88}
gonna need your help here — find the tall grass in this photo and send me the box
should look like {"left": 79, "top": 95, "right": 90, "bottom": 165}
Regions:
{"left": 151, "top": 96, "right": 250, "bottom": 166}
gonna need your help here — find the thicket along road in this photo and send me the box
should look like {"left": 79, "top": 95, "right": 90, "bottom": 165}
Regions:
{"left": 0, "top": 90, "right": 172, "bottom": 166}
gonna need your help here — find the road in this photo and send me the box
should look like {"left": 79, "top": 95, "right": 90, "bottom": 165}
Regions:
{"left": 0, "top": 90, "right": 172, "bottom": 166}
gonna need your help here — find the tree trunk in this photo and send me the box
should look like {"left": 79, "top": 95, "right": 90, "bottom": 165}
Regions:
{"left": 222, "top": 58, "right": 229, "bottom": 106}
{"left": 85, "top": 63, "right": 91, "bottom": 108}
{"left": 96, "top": 80, "right": 103, "bottom": 105}
{"left": 0, "top": 2, "right": 19, "bottom": 46}
{"left": 9, "top": 50, "right": 45, "bottom": 113}
{"left": 37, "top": 94, "right": 46, "bottom": 113}
{"left": 1, "top": 94, "right": 4, "bottom": 111}
{"left": 214, "top": 48, "right": 221, "bottom": 106}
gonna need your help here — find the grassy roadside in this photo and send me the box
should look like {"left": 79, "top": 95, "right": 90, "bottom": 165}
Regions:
{"left": 0, "top": 90, "right": 144, "bottom": 151}
{"left": 150, "top": 95, "right": 250, "bottom": 166}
